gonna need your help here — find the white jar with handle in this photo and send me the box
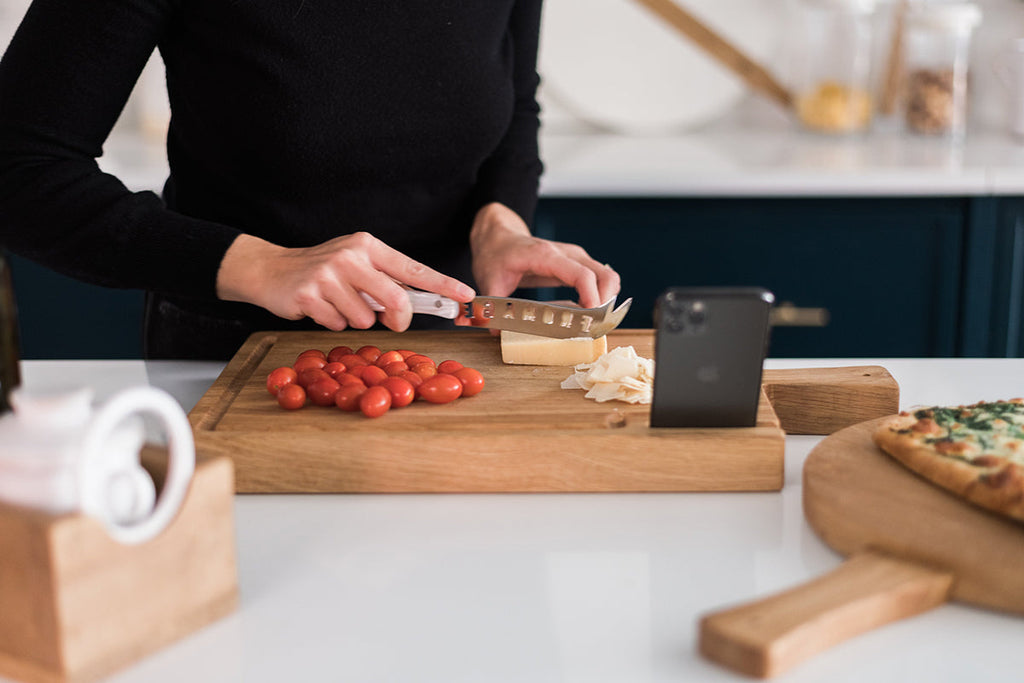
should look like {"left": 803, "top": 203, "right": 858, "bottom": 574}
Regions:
{"left": 0, "top": 385, "right": 195, "bottom": 545}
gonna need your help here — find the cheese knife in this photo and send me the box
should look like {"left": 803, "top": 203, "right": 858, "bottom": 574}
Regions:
{"left": 360, "top": 291, "right": 632, "bottom": 339}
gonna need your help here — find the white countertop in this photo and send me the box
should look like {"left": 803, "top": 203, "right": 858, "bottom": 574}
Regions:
{"left": 6, "top": 358, "right": 1024, "bottom": 682}
{"left": 539, "top": 124, "right": 1024, "bottom": 197}
{"left": 103, "top": 118, "right": 1024, "bottom": 200}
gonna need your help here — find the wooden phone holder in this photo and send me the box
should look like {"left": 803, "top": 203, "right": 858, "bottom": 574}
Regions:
{"left": 0, "top": 453, "right": 238, "bottom": 683}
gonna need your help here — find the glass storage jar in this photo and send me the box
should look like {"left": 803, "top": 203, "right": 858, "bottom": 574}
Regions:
{"left": 791, "top": 0, "right": 880, "bottom": 135}
{"left": 901, "top": 2, "right": 981, "bottom": 139}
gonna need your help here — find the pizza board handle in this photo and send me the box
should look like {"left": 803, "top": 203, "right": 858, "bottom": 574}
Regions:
{"left": 697, "top": 550, "right": 953, "bottom": 678}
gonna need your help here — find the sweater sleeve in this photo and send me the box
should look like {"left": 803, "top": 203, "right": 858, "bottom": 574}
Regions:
{"left": 0, "top": 0, "right": 240, "bottom": 297}
{"left": 472, "top": 0, "right": 545, "bottom": 227}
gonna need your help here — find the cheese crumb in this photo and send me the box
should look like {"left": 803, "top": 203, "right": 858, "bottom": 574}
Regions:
{"left": 560, "top": 346, "right": 654, "bottom": 404}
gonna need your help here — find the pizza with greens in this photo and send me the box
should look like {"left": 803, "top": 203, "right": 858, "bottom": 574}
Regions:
{"left": 873, "top": 399, "right": 1024, "bottom": 523}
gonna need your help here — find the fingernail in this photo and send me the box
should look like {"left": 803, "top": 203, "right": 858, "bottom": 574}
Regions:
{"left": 458, "top": 284, "right": 476, "bottom": 300}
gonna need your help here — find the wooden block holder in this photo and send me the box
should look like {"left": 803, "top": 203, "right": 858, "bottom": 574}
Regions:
{"left": 190, "top": 331, "right": 900, "bottom": 494}
{"left": 0, "top": 453, "right": 239, "bottom": 683}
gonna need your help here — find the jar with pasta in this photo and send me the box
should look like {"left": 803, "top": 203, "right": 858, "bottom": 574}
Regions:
{"left": 901, "top": 3, "right": 981, "bottom": 139}
{"left": 791, "top": 0, "right": 880, "bottom": 135}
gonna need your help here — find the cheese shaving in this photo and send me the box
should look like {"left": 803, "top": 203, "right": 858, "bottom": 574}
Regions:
{"left": 560, "top": 346, "right": 655, "bottom": 404}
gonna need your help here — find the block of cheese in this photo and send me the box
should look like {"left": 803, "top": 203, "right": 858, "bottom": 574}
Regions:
{"left": 500, "top": 330, "right": 608, "bottom": 366}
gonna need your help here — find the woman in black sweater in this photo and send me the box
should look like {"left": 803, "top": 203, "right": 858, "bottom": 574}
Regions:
{"left": 0, "top": 0, "right": 620, "bottom": 358}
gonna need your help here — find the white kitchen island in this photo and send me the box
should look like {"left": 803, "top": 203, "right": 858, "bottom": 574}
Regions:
{"left": 4, "top": 358, "right": 1023, "bottom": 683}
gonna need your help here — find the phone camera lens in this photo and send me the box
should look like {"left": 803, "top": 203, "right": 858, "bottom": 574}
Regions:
{"left": 687, "top": 301, "right": 706, "bottom": 327}
{"left": 665, "top": 298, "right": 686, "bottom": 315}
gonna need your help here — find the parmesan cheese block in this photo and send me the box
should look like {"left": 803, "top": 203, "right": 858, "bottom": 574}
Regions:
{"left": 500, "top": 330, "right": 608, "bottom": 366}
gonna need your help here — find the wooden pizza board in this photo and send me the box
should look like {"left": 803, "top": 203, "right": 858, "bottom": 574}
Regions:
{"left": 699, "top": 416, "right": 1024, "bottom": 678}
{"left": 189, "top": 329, "right": 898, "bottom": 494}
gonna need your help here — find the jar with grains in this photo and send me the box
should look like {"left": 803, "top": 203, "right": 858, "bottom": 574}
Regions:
{"left": 790, "top": 0, "right": 880, "bottom": 135}
{"left": 902, "top": 2, "right": 981, "bottom": 139}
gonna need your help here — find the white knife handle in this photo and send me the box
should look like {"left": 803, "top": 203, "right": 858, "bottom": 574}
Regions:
{"left": 359, "top": 291, "right": 460, "bottom": 319}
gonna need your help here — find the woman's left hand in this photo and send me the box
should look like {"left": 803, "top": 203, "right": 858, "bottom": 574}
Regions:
{"left": 468, "top": 202, "right": 621, "bottom": 309}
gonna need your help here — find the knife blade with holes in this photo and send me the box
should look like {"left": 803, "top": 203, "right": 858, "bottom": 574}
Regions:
{"left": 359, "top": 292, "right": 632, "bottom": 339}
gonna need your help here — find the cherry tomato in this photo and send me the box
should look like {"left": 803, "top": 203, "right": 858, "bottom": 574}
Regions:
{"left": 307, "top": 377, "right": 342, "bottom": 407}
{"left": 338, "top": 353, "right": 368, "bottom": 369}
{"left": 296, "top": 348, "right": 327, "bottom": 362}
{"left": 381, "top": 376, "right": 415, "bottom": 408}
{"left": 383, "top": 361, "right": 409, "bottom": 376}
{"left": 359, "top": 385, "right": 392, "bottom": 418}
{"left": 277, "top": 383, "right": 306, "bottom": 410}
{"left": 396, "top": 349, "right": 416, "bottom": 359}
{"left": 411, "top": 362, "right": 437, "bottom": 380}
{"left": 398, "top": 370, "right": 424, "bottom": 389}
{"left": 323, "top": 361, "right": 347, "bottom": 380}
{"left": 336, "top": 373, "right": 366, "bottom": 387}
{"left": 294, "top": 355, "right": 327, "bottom": 373}
{"left": 374, "top": 350, "right": 405, "bottom": 368}
{"left": 360, "top": 365, "right": 388, "bottom": 387}
{"left": 417, "top": 373, "right": 463, "bottom": 404}
{"left": 266, "top": 366, "right": 298, "bottom": 396}
{"left": 356, "top": 345, "right": 382, "bottom": 363}
{"left": 327, "top": 345, "right": 354, "bottom": 363}
{"left": 469, "top": 301, "right": 490, "bottom": 326}
{"left": 453, "top": 367, "right": 485, "bottom": 397}
{"left": 437, "top": 359, "right": 464, "bottom": 374}
{"left": 405, "top": 354, "right": 434, "bottom": 368}
{"left": 334, "top": 384, "right": 367, "bottom": 412}
{"left": 297, "top": 367, "right": 331, "bottom": 389}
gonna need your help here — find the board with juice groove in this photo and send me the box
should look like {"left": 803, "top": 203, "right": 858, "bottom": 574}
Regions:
{"left": 188, "top": 329, "right": 898, "bottom": 493}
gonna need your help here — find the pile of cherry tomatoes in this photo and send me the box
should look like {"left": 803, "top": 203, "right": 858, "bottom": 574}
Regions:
{"left": 265, "top": 345, "right": 485, "bottom": 418}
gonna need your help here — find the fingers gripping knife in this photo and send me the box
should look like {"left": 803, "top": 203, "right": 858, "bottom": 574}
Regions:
{"left": 360, "top": 292, "right": 632, "bottom": 339}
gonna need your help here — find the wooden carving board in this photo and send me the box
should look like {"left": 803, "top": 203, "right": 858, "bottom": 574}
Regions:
{"left": 189, "top": 330, "right": 897, "bottom": 494}
{"left": 700, "top": 417, "right": 1024, "bottom": 678}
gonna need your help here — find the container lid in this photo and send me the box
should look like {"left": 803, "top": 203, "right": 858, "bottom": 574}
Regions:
{"left": 0, "top": 388, "right": 92, "bottom": 462}
{"left": 907, "top": 3, "right": 982, "bottom": 33}
{"left": 10, "top": 386, "right": 92, "bottom": 430}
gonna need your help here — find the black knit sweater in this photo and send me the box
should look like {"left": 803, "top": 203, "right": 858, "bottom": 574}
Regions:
{"left": 0, "top": 0, "right": 543, "bottom": 312}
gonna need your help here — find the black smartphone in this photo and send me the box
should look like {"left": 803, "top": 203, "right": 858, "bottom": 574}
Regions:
{"left": 650, "top": 287, "right": 774, "bottom": 428}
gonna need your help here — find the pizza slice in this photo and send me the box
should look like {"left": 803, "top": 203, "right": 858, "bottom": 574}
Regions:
{"left": 873, "top": 399, "right": 1024, "bottom": 523}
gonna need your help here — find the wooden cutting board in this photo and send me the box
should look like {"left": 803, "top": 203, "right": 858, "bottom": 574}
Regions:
{"left": 699, "top": 417, "right": 1024, "bottom": 678}
{"left": 189, "top": 329, "right": 897, "bottom": 494}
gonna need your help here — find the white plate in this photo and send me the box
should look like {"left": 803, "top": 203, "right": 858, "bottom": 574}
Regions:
{"left": 538, "top": 0, "right": 784, "bottom": 134}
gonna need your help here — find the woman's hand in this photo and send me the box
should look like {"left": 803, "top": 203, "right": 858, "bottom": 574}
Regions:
{"left": 469, "top": 202, "right": 620, "bottom": 309}
{"left": 216, "top": 231, "right": 475, "bottom": 331}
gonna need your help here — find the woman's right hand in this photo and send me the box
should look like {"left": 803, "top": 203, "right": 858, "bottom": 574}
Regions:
{"left": 216, "top": 232, "right": 476, "bottom": 331}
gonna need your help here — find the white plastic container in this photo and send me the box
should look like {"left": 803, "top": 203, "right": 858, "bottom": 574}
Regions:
{"left": 902, "top": 2, "right": 982, "bottom": 138}
{"left": 791, "top": 0, "right": 881, "bottom": 134}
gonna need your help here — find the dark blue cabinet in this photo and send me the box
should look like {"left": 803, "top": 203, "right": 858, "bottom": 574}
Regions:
{"left": 962, "top": 197, "right": 1024, "bottom": 357}
{"left": 536, "top": 196, "right": 969, "bottom": 358}
{"left": 8, "top": 254, "right": 144, "bottom": 359}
